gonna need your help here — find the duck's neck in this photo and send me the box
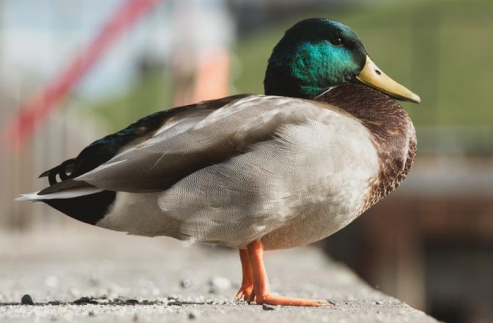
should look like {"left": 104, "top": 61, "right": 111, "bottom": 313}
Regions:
{"left": 317, "top": 83, "right": 417, "bottom": 211}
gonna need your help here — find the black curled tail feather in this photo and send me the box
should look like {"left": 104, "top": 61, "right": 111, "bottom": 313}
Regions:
{"left": 39, "top": 158, "right": 76, "bottom": 185}
{"left": 37, "top": 154, "right": 116, "bottom": 225}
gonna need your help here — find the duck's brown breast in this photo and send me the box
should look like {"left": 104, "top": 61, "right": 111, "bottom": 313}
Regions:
{"left": 316, "top": 83, "right": 417, "bottom": 213}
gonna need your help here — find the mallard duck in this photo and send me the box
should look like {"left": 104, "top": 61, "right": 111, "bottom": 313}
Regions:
{"left": 18, "top": 18, "right": 420, "bottom": 307}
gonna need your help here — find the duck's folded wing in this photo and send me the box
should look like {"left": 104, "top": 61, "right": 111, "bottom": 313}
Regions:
{"left": 75, "top": 96, "right": 332, "bottom": 193}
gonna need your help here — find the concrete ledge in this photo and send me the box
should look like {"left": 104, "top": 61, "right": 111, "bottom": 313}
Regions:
{"left": 0, "top": 229, "right": 438, "bottom": 323}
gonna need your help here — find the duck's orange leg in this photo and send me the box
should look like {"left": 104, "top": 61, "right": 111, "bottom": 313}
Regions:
{"left": 246, "top": 240, "right": 330, "bottom": 307}
{"left": 235, "top": 249, "right": 255, "bottom": 301}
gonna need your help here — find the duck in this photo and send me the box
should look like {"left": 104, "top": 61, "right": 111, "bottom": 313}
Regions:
{"left": 18, "top": 18, "right": 420, "bottom": 307}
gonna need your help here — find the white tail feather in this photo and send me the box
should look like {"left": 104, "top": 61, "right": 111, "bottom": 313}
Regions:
{"left": 16, "top": 187, "right": 103, "bottom": 201}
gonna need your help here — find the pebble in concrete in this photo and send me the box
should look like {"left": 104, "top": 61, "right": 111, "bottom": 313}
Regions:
{"left": 209, "top": 277, "right": 231, "bottom": 294}
{"left": 20, "top": 294, "right": 34, "bottom": 305}
{"left": 188, "top": 311, "right": 199, "bottom": 320}
{"left": 181, "top": 279, "right": 193, "bottom": 289}
{"left": 262, "top": 304, "right": 279, "bottom": 311}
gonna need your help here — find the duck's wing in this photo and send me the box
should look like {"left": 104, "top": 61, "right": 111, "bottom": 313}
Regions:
{"left": 35, "top": 94, "right": 251, "bottom": 196}
{"left": 74, "top": 96, "right": 335, "bottom": 193}
{"left": 41, "top": 94, "right": 251, "bottom": 183}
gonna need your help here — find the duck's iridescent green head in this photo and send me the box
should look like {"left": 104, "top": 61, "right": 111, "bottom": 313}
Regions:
{"left": 265, "top": 18, "right": 420, "bottom": 103}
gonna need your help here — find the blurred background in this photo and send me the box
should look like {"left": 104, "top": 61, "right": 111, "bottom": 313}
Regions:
{"left": 0, "top": 0, "right": 492, "bottom": 322}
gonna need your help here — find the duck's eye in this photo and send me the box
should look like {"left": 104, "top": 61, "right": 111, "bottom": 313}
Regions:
{"left": 329, "top": 37, "right": 344, "bottom": 47}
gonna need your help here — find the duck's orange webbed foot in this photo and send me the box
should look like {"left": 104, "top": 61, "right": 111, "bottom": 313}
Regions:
{"left": 235, "top": 284, "right": 255, "bottom": 301}
{"left": 244, "top": 240, "right": 331, "bottom": 307}
{"left": 256, "top": 294, "right": 329, "bottom": 307}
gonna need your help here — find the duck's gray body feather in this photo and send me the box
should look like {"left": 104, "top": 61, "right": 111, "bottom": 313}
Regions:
{"left": 80, "top": 95, "right": 379, "bottom": 250}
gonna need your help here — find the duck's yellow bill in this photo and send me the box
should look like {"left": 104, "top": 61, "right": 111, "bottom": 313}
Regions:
{"left": 356, "top": 56, "right": 421, "bottom": 104}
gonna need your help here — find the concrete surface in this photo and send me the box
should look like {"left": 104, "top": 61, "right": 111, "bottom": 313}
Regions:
{"left": 0, "top": 227, "right": 439, "bottom": 323}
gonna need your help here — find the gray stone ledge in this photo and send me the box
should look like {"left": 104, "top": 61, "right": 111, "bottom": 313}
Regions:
{"left": 0, "top": 229, "right": 438, "bottom": 323}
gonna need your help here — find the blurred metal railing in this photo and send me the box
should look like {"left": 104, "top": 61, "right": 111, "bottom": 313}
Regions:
{"left": 0, "top": 97, "right": 105, "bottom": 231}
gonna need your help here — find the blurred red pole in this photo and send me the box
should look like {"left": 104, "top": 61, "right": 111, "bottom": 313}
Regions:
{"left": 3, "top": 0, "right": 163, "bottom": 151}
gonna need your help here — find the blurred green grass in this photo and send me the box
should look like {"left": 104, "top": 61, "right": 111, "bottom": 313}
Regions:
{"left": 88, "top": 0, "right": 493, "bottom": 131}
